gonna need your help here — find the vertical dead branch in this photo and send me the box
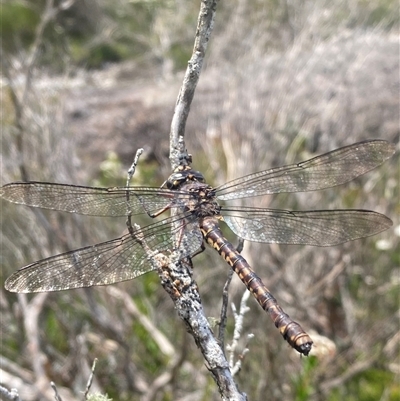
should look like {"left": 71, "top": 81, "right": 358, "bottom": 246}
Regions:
{"left": 169, "top": 0, "right": 218, "bottom": 167}
{"left": 162, "top": 1, "right": 246, "bottom": 399}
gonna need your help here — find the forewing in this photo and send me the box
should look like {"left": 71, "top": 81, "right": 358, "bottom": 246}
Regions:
{"left": 5, "top": 214, "right": 203, "bottom": 293}
{"left": 222, "top": 207, "right": 393, "bottom": 246}
{"left": 216, "top": 140, "right": 395, "bottom": 200}
{"left": 0, "top": 182, "right": 190, "bottom": 217}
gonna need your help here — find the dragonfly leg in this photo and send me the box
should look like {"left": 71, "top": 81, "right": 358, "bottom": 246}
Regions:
{"left": 149, "top": 204, "right": 173, "bottom": 218}
{"left": 191, "top": 242, "right": 206, "bottom": 259}
{"left": 236, "top": 238, "right": 244, "bottom": 254}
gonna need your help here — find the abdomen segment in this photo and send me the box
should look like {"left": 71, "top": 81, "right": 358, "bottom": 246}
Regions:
{"left": 200, "top": 217, "right": 313, "bottom": 356}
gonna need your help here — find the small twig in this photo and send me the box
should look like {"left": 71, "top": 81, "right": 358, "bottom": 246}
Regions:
{"left": 218, "top": 269, "right": 234, "bottom": 349}
{"left": 84, "top": 290, "right": 145, "bottom": 393}
{"left": 83, "top": 358, "right": 98, "bottom": 399}
{"left": 226, "top": 290, "right": 253, "bottom": 375}
{"left": 23, "top": 0, "right": 75, "bottom": 102}
{"left": 306, "top": 259, "right": 345, "bottom": 296}
{"left": 1, "top": 0, "right": 74, "bottom": 181}
{"left": 19, "top": 293, "right": 50, "bottom": 394}
{"left": 141, "top": 340, "right": 188, "bottom": 401}
{"left": 126, "top": 148, "right": 144, "bottom": 187}
{"left": 125, "top": 148, "right": 144, "bottom": 232}
{"left": 338, "top": 275, "right": 356, "bottom": 336}
{"left": 321, "top": 354, "right": 380, "bottom": 393}
{"left": 0, "top": 356, "right": 34, "bottom": 384}
{"left": 107, "top": 286, "right": 175, "bottom": 357}
{"left": 23, "top": 0, "right": 56, "bottom": 102}
{"left": 51, "top": 381, "right": 63, "bottom": 401}
{"left": 0, "top": 385, "right": 22, "bottom": 401}
{"left": 230, "top": 333, "right": 254, "bottom": 377}
{"left": 219, "top": 238, "right": 244, "bottom": 348}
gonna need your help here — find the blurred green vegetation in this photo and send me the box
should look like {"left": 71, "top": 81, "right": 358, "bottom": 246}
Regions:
{"left": 1, "top": 2, "right": 40, "bottom": 46}
{"left": 1, "top": 0, "right": 198, "bottom": 69}
{"left": 2, "top": 0, "right": 398, "bottom": 70}
{"left": 292, "top": 356, "right": 319, "bottom": 401}
{"left": 328, "top": 368, "right": 399, "bottom": 401}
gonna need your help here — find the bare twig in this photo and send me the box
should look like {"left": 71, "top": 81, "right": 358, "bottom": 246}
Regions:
{"left": 169, "top": 0, "right": 218, "bottom": 167}
{"left": 0, "top": 356, "right": 34, "bottom": 383}
{"left": 306, "top": 259, "right": 346, "bottom": 296}
{"left": 83, "top": 359, "right": 98, "bottom": 399}
{"left": 107, "top": 286, "right": 175, "bottom": 357}
{"left": 126, "top": 148, "right": 144, "bottom": 186}
{"left": 141, "top": 340, "right": 188, "bottom": 401}
{"left": 158, "top": 256, "right": 247, "bottom": 400}
{"left": 219, "top": 239, "right": 244, "bottom": 348}
{"left": 218, "top": 269, "right": 234, "bottom": 349}
{"left": 1, "top": 0, "right": 75, "bottom": 181}
{"left": 22, "top": 0, "right": 57, "bottom": 103}
{"left": 161, "top": 1, "right": 247, "bottom": 399}
{"left": 84, "top": 289, "right": 148, "bottom": 394}
{"left": 227, "top": 291, "right": 253, "bottom": 376}
{"left": 0, "top": 385, "right": 22, "bottom": 401}
{"left": 51, "top": 381, "right": 63, "bottom": 401}
{"left": 19, "top": 293, "right": 54, "bottom": 398}
{"left": 125, "top": 148, "right": 144, "bottom": 231}
{"left": 321, "top": 354, "right": 380, "bottom": 393}
{"left": 338, "top": 275, "right": 357, "bottom": 336}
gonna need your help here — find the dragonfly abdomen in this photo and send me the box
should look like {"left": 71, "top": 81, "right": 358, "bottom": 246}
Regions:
{"left": 200, "top": 216, "right": 313, "bottom": 356}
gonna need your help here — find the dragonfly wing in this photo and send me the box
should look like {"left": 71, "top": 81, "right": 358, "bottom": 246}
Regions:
{"left": 222, "top": 207, "right": 393, "bottom": 246}
{"left": 5, "top": 233, "right": 153, "bottom": 292}
{"left": 216, "top": 140, "right": 395, "bottom": 200}
{"left": 5, "top": 214, "right": 203, "bottom": 293}
{"left": 0, "top": 182, "right": 189, "bottom": 217}
{"left": 176, "top": 220, "right": 204, "bottom": 258}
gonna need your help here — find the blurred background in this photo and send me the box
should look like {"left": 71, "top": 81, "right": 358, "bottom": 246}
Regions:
{"left": 1, "top": 0, "right": 399, "bottom": 400}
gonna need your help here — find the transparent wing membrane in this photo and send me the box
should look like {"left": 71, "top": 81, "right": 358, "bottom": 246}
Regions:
{"left": 216, "top": 140, "right": 395, "bottom": 200}
{"left": 0, "top": 183, "right": 191, "bottom": 217}
{"left": 2, "top": 139, "right": 394, "bottom": 295}
{"left": 5, "top": 213, "right": 203, "bottom": 293}
{"left": 222, "top": 207, "right": 392, "bottom": 246}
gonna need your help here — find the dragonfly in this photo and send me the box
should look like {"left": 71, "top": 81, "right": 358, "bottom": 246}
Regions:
{"left": 1, "top": 139, "right": 395, "bottom": 355}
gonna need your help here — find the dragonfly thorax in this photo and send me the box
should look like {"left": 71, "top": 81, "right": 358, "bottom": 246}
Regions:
{"left": 180, "top": 181, "right": 221, "bottom": 218}
{"left": 166, "top": 166, "right": 205, "bottom": 189}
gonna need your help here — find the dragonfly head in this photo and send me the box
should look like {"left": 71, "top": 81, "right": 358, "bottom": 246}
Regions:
{"left": 166, "top": 166, "right": 205, "bottom": 189}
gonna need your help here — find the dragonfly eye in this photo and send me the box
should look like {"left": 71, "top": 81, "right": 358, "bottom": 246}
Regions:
{"left": 166, "top": 169, "right": 206, "bottom": 189}
{"left": 190, "top": 170, "right": 205, "bottom": 183}
{"left": 166, "top": 172, "right": 186, "bottom": 189}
